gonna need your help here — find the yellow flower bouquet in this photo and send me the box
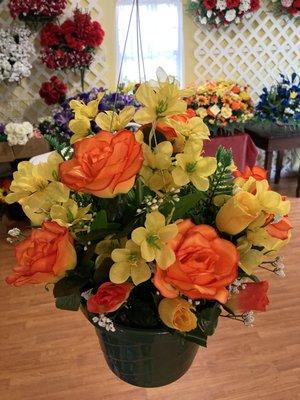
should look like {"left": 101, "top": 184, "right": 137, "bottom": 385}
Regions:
{"left": 185, "top": 79, "right": 254, "bottom": 136}
{"left": 5, "top": 71, "right": 291, "bottom": 387}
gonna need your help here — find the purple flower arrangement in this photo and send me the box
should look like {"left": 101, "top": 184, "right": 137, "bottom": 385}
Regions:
{"left": 39, "top": 87, "right": 140, "bottom": 144}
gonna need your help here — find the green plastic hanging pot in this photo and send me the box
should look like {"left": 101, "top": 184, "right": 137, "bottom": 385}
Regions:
{"left": 94, "top": 324, "right": 199, "bottom": 388}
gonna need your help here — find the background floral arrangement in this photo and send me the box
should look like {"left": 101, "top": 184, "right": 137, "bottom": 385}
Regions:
{"left": 187, "top": 0, "right": 260, "bottom": 27}
{"left": 185, "top": 79, "right": 254, "bottom": 135}
{"left": 0, "top": 121, "right": 42, "bottom": 145}
{"left": 39, "top": 85, "right": 140, "bottom": 145}
{"left": 5, "top": 71, "right": 291, "bottom": 348}
{"left": 39, "top": 76, "right": 68, "bottom": 105}
{"left": 255, "top": 73, "right": 300, "bottom": 126}
{"left": 40, "top": 9, "right": 105, "bottom": 72}
{"left": 271, "top": 0, "right": 300, "bottom": 15}
{"left": 0, "top": 25, "right": 35, "bottom": 83}
{"left": 9, "top": 0, "right": 67, "bottom": 25}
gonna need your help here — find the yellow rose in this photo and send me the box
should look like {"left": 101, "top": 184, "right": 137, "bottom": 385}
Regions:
{"left": 220, "top": 106, "right": 232, "bottom": 119}
{"left": 158, "top": 298, "right": 197, "bottom": 332}
{"left": 216, "top": 191, "right": 261, "bottom": 235}
{"left": 196, "top": 107, "right": 208, "bottom": 119}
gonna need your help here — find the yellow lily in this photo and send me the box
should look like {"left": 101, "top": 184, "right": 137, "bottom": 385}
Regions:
{"left": 50, "top": 199, "right": 92, "bottom": 232}
{"left": 69, "top": 93, "right": 104, "bottom": 120}
{"left": 172, "top": 141, "right": 217, "bottom": 191}
{"left": 6, "top": 152, "right": 69, "bottom": 226}
{"left": 237, "top": 236, "right": 264, "bottom": 275}
{"left": 95, "top": 236, "right": 126, "bottom": 268}
{"left": 131, "top": 211, "right": 178, "bottom": 269}
{"left": 110, "top": 240, "right": 151, "bottom": 285}
{"left": 95, "top": 106, "right": 135, "bottom": 132}
{"left": 69, "top": 117, "right": 91, "bottom": 144}
{"left": 134, "top": 69, "right": 194, "bottom": 125}
{"left": 165, "top": 116, "right": 210, "bottom": 146}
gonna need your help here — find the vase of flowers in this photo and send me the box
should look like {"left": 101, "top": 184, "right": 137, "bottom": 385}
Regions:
{"left": 5, "top": 70, "right": 291, "bottom": 388}
{"left": 185, "top": 79, "right": 254, "bottom": 136}
{"left": 255, "top": 73, "right": 300, "bottom": 128}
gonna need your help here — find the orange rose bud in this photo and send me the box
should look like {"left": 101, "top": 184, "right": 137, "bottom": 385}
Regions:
{"left": 230, "top": 101, "right": 242, "bottom": 111}
{"left": 266, "top": 216, "right": 292, "bottom": 241}
{"left": 233, "top": 166, "right": 267, "bottom": 181}
{"left": 226, "top": 281, "right": 269, "bottom": 313}
{"left": 87, "top": 282, "right": 133, "bottom": 314}
{"left": 5, "top": 221, "right": 77, "bottom": 286}
{"left": 59, "top": 130, "right": 143, "bottom": 198}
{"left": 153, "top": 220, "right": 239, "bottom": 304}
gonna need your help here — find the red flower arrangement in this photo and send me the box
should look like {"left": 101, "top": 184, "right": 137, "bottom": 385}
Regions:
{"left": 39, "top": 76, "right": 68, "bottom": 105}
{"left": 273, "top": 0, "right": 300, "bottom": 15}
{"left": 40, "top": 9, "right": 105, "bottom": 71}
{"left": 188, "top": 0, "right": 260, "bottom": 27}
{"left": 9, "top": 0, "right": 67, "bottom": 24}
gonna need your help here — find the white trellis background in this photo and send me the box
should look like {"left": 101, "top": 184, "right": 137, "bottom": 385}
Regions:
{"left": 193, "top": 3, "right": 300, "bottom": 100}
{"left": 0, "top": 0, "right": 108, "bottom": 123}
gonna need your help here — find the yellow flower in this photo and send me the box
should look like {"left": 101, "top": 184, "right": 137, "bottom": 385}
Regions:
{"left": 95, "top": 236, "right": 126, "bottom": 268}
{"left": 246, "top": 227, "right": 290, "bottom": 253}
{"left": 6, "top": 152, "right": 69, "bottom": 226}
{"left": 69, "top": 93, "right": 104, "bottom": 144}
{"left": 95, "top": 106, "right": 135, "bottom": 132}
{"left": 69, "top": 117, "right": 91, "bottom": 144}
{"left": 69, "top": 93, "right": 104, "bottom": 119}
{"left": 131, "top": 211, "right": 178, "bottom": 269}
{"left": 158, "top": 297, "right": 197, "bottom": 332}
{"left": 196, "top": 107, "right": 208, "bottom": 119}
{"left": 134, "top": 69, "right": 194, "bottom": 124}
{"left": 220, "top": 106, "right": 232, "bottom": 119}
{"left": 216, "top": 191, "right": 261, "bottom": 235}
{"left": 239, "top": 91, "right": 251, "bottom": 101}
{"left": 110, "top": 240, "right": 151, "bottom": 285}
{"left": 172, "top": 141, "right": 217, "bottom": 191}
{"left": 50, "top": 199, "right": 92, "bottom": 231}
{"left": 237, "top": 236, "right": 264, "bottom": 275}
{"left": 290, "top": 91, "right": 297, "bottom": 99}
{"left": 165, "top": 116, "right": 210, "bottom": 145}
{"left": 139, "top": 141, "right": 175, "bottom": 192}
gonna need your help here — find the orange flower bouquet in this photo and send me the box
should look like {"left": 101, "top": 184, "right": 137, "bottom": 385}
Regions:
{"left": 5, "top": 71, "right": 291, "bottom": 387}
{"left": 185, "top": 79, "right": 254, "bottom": 136}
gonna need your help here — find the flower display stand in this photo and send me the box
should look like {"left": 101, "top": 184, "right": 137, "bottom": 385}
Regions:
{"left": 0, "top": 142, "right": 15, "bottom": 163}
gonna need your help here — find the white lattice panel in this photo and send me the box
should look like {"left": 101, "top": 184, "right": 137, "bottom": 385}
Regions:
{"left": 0, "top": 0, "right": 108, "bottom": 123}
{"left": 193, "top": 5, "right": 300, "bottom": 99}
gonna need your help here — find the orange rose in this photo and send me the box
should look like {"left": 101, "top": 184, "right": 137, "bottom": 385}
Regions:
{"left": 59, "top": 130, "right": 143, "bottom": 198}
{"left": 230, "top": 101, "right": 242, "bottom": 110}
{"left": 6, "top": 221, "right": 76, "bottom": 286}
{"left": 265, "top": 216, "right": 292, "bottom": 240}
{"left": 153, "top": 220, "right": 239, "bottom": 304}
{"left": 233, "top": 166, "right": 267, "bottom": 181}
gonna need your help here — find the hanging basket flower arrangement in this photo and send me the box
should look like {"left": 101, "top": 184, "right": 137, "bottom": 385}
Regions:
{"left": 0, "top": 25, "right": 35, "bottom": 83}
{"left": 271, "top": 0, "right": 300, "bottom": 16}
{"left": 40, "top": 9, "right": 105, "bottom": 75}
{"left": 39, "top": 76, "right": 68, "bottom": 106}
{"left": 187, "top": 0, "right": 260, "bottom": 27}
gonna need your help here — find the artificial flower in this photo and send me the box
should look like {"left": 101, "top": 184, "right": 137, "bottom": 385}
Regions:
{"left": 9, "top": 0, "right": 67, "bottom": 20}
{"left": 95, "top": 106, "right": 135, "bottom": 132}
{"left": 110, "top": 240, "right": 151, "bottom": 285}
{"left": 134, "top": 69, "right": 194, "bottom": 124}
{"left": 131, "top": 211, "right": 178, "bottom": 268}
{"left": 87, "top": 282, "right": 133, "bottom": 314}
{"left": 95, "top": 236, "right": 126, "bottom": 268}
{"left": 233, "top": 166, "right": 267, "bottom": 181}
{"left": 153, "top": 220, "right": 239, "bottom": 303}
{"left": 165, "top": 116, "right": 210, "bottom": 148}
{"left": 50, "top": 199, "right": 92, "bottom": 231}
{"left": 5, "top": 221, "right": 77, "bottom": 286}
{"left": 70, "top": 93, "right": 104, "bottom": 120}
{"left": 39, "top": 76, "right": 67, "bottom": 106}
{"left": 226, "top": 281, "right": 269, "bottom": 313}
{"left": 220, "top": 106, "right": 232, "bottom": 119}
{"left": 59, "top": 130, "right": 143, "bottom": 198}
{"left": 6, "top": 152, "right": 70, "bottom": 226}
{"left": 69, "top": 116, "right": 92, "bottom": 144}
{"left": 139, "top": 141, "right": 174, "bottom": 193}
{"left": 216, "top": 191, "right": 261, "bottom": 235}
{"left": 158, "top": 297, "right": 197, "bottom": 332}
{"left": 172, "top": 141, "right": 217, "bottom": 191}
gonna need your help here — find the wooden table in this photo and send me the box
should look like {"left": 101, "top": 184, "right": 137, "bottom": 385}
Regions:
{"left": 245, "top": 122, "right": 300, "bottom": 197}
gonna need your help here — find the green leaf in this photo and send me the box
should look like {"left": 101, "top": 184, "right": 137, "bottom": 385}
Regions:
{"left": 90, "top": 210, "right": 107, "bottom": 231}
{"left": 53, "top": 275, "right": 89, "bottom": 298}
{"left": 197, "top": 304, "right": 221, "bottom": 336}
{"left": 179, "top": 329, "right": 207, "bottom": 347}
{"left": 93, "top": 258, "right": 113, "bottom": 286}
{"left": 55, "top": 292, "right": 81, "bottom": 311}
{"left": 172, "top": 191, "right": 203, "bottom": 221}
